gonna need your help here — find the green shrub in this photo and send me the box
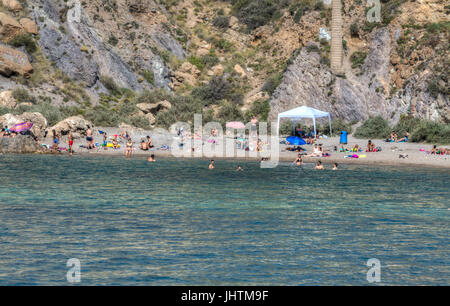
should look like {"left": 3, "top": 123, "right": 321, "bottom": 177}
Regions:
{"left": 188, "top": 53, "right": 220, "bottom": 71}
{"left": 217, "top": 101, "right": 244, "bottom": 124}
{"left": 192, "top": 76, "right": 232, "bottom": 106}
{"left": 187, "top": 56, "right": 205, "bottom": 70}
{"left": 350, "top": 23, "right": 359, "bottom": 37}
{"left": 155, "top": 95, "right": 204, "bottom": 127}
{"left": 108, "top": 35, "right": 119, "bottom": 46}
{"left": 213, "top": 15, "right": 230, "bottom": 30}
{"left": 354, "top": 116, "right": 390, "bottom": 139}
{"left": 234, "top": 0, "right": 279, "bottom": 30}
{"left": 318, "top": 119, "right": 354, "bottom": 136}
{"left": 244, "top": 99, "right": 270, "bottom": 122}
{"left": 410, "top": 120, "right": 450, "bottom": 144}
{"left": 100, "top": 75, "right": 121, "bottom": 96}
{"left": 12, "top": 88, "right": 36, "bottom": 103}
{"left": 262, "top": 73, "right": 283, "bottom": 95}
{"left": 350, "top": 51, "right": 367, "bottom": 69}
{"left": 8, "top": 34, "right": 38, "bottom": 54}
{"left": 393, "top": 115, "right": 421, "bottom": 137}
{"left": 142, "top": 70, "right": 155, "bottom": 85}
{"left": 134, "top": 89, "right": 171, "bottom": 105}
{"left": 85, "top": 105, "right": 120, "bottom": 127}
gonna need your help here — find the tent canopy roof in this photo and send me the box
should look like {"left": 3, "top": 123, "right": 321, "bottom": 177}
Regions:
{"left": 278, "top": 105, "right": 330, "bottom": 119}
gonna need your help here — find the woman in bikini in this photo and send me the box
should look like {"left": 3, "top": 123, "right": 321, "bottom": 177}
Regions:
{"left": 125, "top": 138, "right": 133, "bottom": 158}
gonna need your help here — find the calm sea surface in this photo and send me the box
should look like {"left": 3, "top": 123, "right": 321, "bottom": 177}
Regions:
{"left": 0, "top": 155, "right": 448, "bottom": 285}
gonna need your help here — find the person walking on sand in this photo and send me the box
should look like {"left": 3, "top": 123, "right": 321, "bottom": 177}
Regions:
{"left": 52, "top": 130, "right": 59, "bottom": 151}
{"left": 125, "top": 138, "right": 133, "bottom": 158}
{"left": 209, "top": 160, "right": 215, "bottom": 169}
{"left": 68, "top": 131, "right": 74, "bottom": 156}
{"left": 86, "top": 127, "right": 94, "bottom": 150}
{"left": 102, "top": 132, "right": 108, "bottom": 150}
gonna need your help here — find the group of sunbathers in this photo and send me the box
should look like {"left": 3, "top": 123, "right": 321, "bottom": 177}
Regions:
{"left": 0, "top": 126, "right": 17, "bottom": 138}
{"left": 430, "top": 145, "right": 450, "bottom": 155}
{"left": 387, "top": 131, "right": 409, "bottom": 143}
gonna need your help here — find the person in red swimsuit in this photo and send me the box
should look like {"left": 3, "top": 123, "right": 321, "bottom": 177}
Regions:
{"left": 68, "top": 131, "right": 74, "bottom": 156}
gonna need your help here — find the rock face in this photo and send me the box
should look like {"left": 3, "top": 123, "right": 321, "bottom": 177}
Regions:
{"left": 0, "top": 43, "right": 34, "bottom": 77}
{"left": 29, "top": 0, "right": 182, "bottom": 91}
{"left": 0, "top": 112, "right": 48, "bottom": 139}
{"left": 49, "top": 116, "right": 93, "bottom": 138}
{"left": 35, "top": 25, "right": 99, "bottom": 87}
{"left": 2, "top": 0, "right": 22, "bottom": 13}
{"left": 136, "top": 100, "right": 171, "bottom": 125}
{"left": 0, "top": 90, "right": 16, "bottom": 108}
{"left": 269, "top": 28, "right": 411, "bottom": 124}
{"left": 0, "top": 135, "right": 42, "bottom": 154}
{"left": 136, "top": 100, "right": 172, "bottom": 114}
{"left": 170, "top": 62, "right": 200, "bottom": 89}
{"left": 19, "top": 18, "right": 38, "bottom": 35}
{"left": 0, "top": 12, "right": 24, "bottom": 42}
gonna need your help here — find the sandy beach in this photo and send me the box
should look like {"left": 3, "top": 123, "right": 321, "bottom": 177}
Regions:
{"left": 40, "top": 127, "right": 450, "bottom": 169}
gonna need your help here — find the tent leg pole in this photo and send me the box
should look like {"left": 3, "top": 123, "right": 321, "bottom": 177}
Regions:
{"left": 313, "top": 117, "right": 316, "bottom": 139}
{"left": 329, "top": 116, "right": 332, "bottom": 136}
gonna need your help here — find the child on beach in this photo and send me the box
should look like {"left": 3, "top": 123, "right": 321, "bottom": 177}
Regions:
{"left": 366, "top": 140, "right": 375, "bottom": 152}
{"left": 352, "top": 144, "right": 361, "bottom": 152}
{"left": 112, "top": 138, "right": 119, "bottom": 149}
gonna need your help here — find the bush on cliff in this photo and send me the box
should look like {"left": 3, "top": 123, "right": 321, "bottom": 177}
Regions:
{"left": 410, "top": 121, "right": 450, "bottom": 144}
{"left": 354, "top": 116, "right": 390, "bottom": 139}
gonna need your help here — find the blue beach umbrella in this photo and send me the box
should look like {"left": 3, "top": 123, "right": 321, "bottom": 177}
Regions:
{"left": 286, "top": 136, "right": 306, "bottom": 146}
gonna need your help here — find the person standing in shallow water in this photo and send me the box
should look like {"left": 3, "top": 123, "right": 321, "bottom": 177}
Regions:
{"left": 209, "top": 160, "right": 215, "bottom": 169}
{"left": 86, "top": 127, "right": 94, "bottom": 150}
{"left": 148, "top": 154, "right": 156, "bottom": 162}
{"left": 68, "top": 131, "right": 74, "bottom": 156}
{"left": 125, "top": 138, "right": 133, "bottom": 158}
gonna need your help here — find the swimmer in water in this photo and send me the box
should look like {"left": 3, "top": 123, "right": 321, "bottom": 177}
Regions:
{"left": 236, "top": 165, "right": 243, "bottom": 171}
{"left": 332, "top": 163, "right": 338, "bottom": 170}
{"left": 209, "top": 160, "right": 215, "bottom": 169}
{"left": 294, "top": 154, "right": 303, "bottom": 166}
{"left": 315, "top": 161, "right": 324, "bottom": 170}
{"left": 148, "top": 154, "right": 156, "bottom": 162}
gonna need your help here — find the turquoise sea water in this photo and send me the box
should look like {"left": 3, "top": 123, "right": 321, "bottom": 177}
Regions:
{"left": 0, "top": 155, "right": 448, "bottom": 285}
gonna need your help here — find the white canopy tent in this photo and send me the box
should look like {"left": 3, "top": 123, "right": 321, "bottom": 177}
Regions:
{"left": 277, "top": 106, "right": 332, "bottom": 136}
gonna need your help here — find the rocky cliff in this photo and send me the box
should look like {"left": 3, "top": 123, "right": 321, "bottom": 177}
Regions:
{"left": 0, "top": 0, "right": 447, "bottom": 131}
